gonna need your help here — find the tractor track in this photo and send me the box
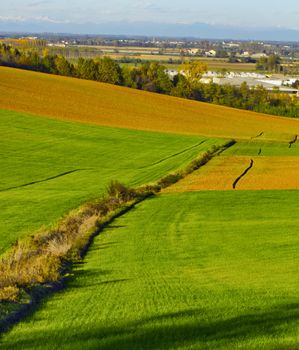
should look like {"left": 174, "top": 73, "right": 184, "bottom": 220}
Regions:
{"left": 233, "top": 159, "right": 254, "bottom": 189}
{"left": 0, "top": 169, "right": 92, "bottom": 193}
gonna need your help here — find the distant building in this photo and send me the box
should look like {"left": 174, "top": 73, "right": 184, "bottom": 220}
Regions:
{"left": 188, "top": 48, "right": 200, "bottom": 56}
{"left": 251, "top": 53, "right": 268, "bottom": 59}
{"left": 205, "top": 50, "right": 216, "bottom": 57}
{"left": 164, "top": 69, "right": 178, "bottom": 80}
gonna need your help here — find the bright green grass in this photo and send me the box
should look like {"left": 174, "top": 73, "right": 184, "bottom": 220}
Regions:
{"left": 0, "top": 109, "right": 223, "bottom": 254}
{"left": 223, "top": 140, "right": 299, "bottom": 156}
{"left": 2, "top": 191, "right": 299, "bottom": 349}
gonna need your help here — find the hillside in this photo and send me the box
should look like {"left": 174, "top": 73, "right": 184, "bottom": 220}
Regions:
{"left": 0, "top": 109, "right": 221, "bottom": 254}
{"left": 1, "top": 67, "right": 299, "bottom": 141}
{"left": 1, "top": 67, "right": 299, "bottom": 349}
{"left": 3, "top": 191, "right": 299, "bottom": 350}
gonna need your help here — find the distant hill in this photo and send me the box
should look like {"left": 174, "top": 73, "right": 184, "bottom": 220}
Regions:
{"left": 0, "top": 20, "right": 298, "bottom": 42}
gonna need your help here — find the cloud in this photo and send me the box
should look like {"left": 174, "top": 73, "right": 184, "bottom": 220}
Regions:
{"left": 132, "top": 1, "right": 164, "bottom": 11}
{"left": 33, "top": 16, "right": 70, "bottom": 23}
{"left": 0, "top": 16, "right": 26, "bottom": 22}
{"left": 0, "top": 15, "right": 70, "bottom": 24}
{"left": 27, "top": 0, "right": 51, "bottom": 7}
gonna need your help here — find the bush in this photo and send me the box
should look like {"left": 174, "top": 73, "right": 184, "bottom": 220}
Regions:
{"left": 157, "top": 173, "right": 183, "bottom": 188}
{"left": 0, "top": 286, "right": 20, "bottom": 303}
{"left": 107, "top": 181, "right": 137, "bottom": 202}
{"left": 0, "top": 180, "right": 140, "bottom": 303}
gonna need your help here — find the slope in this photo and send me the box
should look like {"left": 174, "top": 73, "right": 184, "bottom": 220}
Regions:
{"left": 2, "top": 191, "right": 299, "bottom": 350}
{"left": 1, "top": 67, "right": 299, "bottom": 141}
{"left": 0, "top": 109, "right": 221, "bottom": 254}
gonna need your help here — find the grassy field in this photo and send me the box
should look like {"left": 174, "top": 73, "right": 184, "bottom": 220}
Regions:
{"left": 121, "top": 61, "right": 255, "bottom": 72}
{"left": 2, "top": 191, "right": 299, "bottom": 350}
{"left": 166, "top": 155, "right": 299, "bottom": 191}
{"left": 238, "top": 156, "right": 299, "bottom": 190}
{"left": 166, "top": 140, "right": 299, "bottom": 192}
{"left": 0, "top": 109, "right": 222, "bottom": 254}
{"left": 1, "top": 66, "right": 299, "bottom": 349}
{"left": 164, "top": 156, "right": 251, "bottom": 192}
{"left": 1, "top": 67, "right": 299, "bottom": 141}
{"left": 45, "top": 44, "right": 256, "bottom": 72}
{"left": 222, "top": 140, "right": 299, "bottom": 156}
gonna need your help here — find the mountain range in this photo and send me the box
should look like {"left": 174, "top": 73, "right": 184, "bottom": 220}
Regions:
{"left": 0, "top": 20, "right": 298, "bottom": 42}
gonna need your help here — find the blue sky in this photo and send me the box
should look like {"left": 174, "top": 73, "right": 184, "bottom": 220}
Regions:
{"left": 1, "top": 0, "right": 298, "bottom": 29}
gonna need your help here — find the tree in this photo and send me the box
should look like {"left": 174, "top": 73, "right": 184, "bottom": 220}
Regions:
{"left": 256, "top": 55, "right": 281, "bottom": 72}
{"left": 54, "top": 55, "right": 74, "bottom": 76}
{"left": 97, "top": 57, "right": 122, "bottom": 85}
{"left": 171, "top": 74, "right": 193, "bottom": 99}
{"left": 77, "top": 58, "right": 98, "bottom": 80}
{"left": 179, "top": 61, "right": 208, "bottom": 87}
{"left": 121, "top": 66, "right": 138, "bottom": 88}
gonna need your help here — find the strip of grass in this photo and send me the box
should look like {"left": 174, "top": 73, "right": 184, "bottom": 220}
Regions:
{"left": 2, "top": 191, "right": 299, "bottom": 349}
{"left": 0, "top": 109, "right": 223, "bottom": 254}
{"left": 223, "top": 140, "right": 299, "bottom": 156}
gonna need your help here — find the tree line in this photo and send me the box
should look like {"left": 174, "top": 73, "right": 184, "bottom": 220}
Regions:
{"left": 0, "top": 43, "right": 298, "bottom": 118}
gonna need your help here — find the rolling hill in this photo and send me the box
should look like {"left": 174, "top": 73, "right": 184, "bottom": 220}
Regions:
{"left": 3, "top": 191, "right": 299, "bottom": 349}
{"left": 1, "top": 66, "right": 299, "bottom": 141}
{"left": 1, "top": 66, "right": 299, "bottom": 349}
{"left": 0, "top": 109, "right": 221, "bottom": 254}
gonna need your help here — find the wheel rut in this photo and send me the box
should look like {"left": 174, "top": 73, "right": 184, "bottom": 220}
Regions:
{"left": 251, "top": 131, "right": 264, "bottom": 140}
{"left": 138, "top": 140, "right": 207, "bottom": 169}
{"left": 232, "top": 159, "right": 254, "bottom": 189}
{"left": 289, "top": 135, "right": 297, "bottom": 149}
{"left": 0, "top": 169, "right": 92, "bottom": 192}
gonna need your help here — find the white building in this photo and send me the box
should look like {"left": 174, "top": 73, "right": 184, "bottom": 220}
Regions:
{"left": 205, "top": 50, "right": 217, "bottom": 57}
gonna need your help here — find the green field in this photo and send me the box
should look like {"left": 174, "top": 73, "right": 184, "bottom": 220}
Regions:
{"left": 2, "top": 191, "right": 299, "bottom": 349}
{"left": 0, "top": 109, "right": 223, "bottom": 254}
{"left": 222, "top": 140, "right": 299, "bottom": 156}
{"left": 1, "top": 65, "right": 299, "bottom": 350}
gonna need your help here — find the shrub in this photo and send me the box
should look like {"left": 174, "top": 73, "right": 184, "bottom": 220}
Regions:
{"left": 107, "top": 181, "right": 137, "bottom": 202}
{"left": 0, "top": 286, "right": 20, "bottom": 303}
{"left": 0, "top": 181, "right": 141, "bottom": 303}
{"left": 157, "top": 173, "right": 183, "bottom": 188}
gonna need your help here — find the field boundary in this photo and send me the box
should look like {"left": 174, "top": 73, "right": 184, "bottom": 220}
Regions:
{"left": 289, "top": 134, "right": 297, "bottom": 148}
{"left": 251, "top": 131, "right": 264, "bottom": 140}
{"left": 0, "top": 169, "right": 92, "bottom": 192}
{"left": 0, "top": 139, "right": 235, "bottom": 334}
{"left": 233, "top": 159, "right": 254, "bottom": 189}
{"left": 138, "top": 140, "right": 207, "bottom": 169}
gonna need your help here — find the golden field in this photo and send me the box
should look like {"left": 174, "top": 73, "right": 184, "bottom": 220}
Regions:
{"left": 164, "top": 156, "right": 251, "bottom": 192}
{"left": 238, "top": 156, "right": 299, "bottom": 190}
{"left": 165, "top": 155, "right": 299, "bottom": 191}
{"left": 1, "top": 67, "right": 299, "bottom": 141}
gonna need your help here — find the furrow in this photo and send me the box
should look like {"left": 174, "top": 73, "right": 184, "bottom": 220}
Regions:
{"left": 289, "top": 135, "right": 297, "bottom": 149}
{"left": 138, "top": 140, "right": 207, "bottom": 169}
{"left": 232, "top": 159, "right": 254, "bottom": 189}
{"left": 0, "top": 169, "right": 92, "bottom": 192}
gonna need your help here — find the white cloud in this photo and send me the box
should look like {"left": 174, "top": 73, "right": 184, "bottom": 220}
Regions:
{"left": 0, "top": 15, "right": 70, "bottom": 24}
{"left": 27, "top": 0, "right": 51, "bottom": 7}
{"left": 0, "top": 16, "right": 26, "bottom": 22}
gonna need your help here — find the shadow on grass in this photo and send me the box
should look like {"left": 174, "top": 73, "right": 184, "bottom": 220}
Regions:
{"left": 2, "top": 303, "right": 299, "bottom": 349}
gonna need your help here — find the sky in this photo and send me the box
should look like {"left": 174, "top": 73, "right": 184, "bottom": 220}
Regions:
{"left": 1, "top": 0, "right": 298, "bottom": 29}
{"left": 0, "top": 0, "right": 299, "bottom": 42}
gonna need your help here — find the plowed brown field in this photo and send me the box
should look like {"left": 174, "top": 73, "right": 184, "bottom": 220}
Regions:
{"left": 1, "top": 67, "right": 299, "bottom": 141}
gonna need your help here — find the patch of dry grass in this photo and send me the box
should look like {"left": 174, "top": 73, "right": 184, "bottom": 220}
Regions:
{"left": 166, "top": 155, "right": 299, "bottom": 192}
{"left": 164, "top": 156, "right": 251, "bottom": 192}
{"left": 238, "top": 156, "right": 299, "bottom": 190}
{"left": 0, "top": 182, "right": 149, "bottom": 302}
